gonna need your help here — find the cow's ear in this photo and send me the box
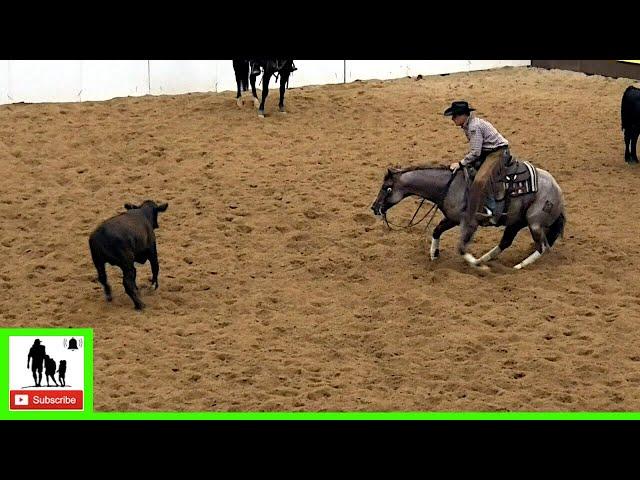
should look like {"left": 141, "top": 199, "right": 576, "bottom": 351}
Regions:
{"left": 124, "top": 203, "right": 138, "bottom": 210}
{"left": 156, "top": 202, "right": 169, "bottom": 212}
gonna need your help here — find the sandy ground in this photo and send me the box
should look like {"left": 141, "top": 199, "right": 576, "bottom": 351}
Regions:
{"left": 1, "top": 66, "right": 640, "bottom": 412}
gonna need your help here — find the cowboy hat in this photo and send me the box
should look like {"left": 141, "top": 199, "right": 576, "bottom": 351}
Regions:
{"left": 443, "top": 100, "right": 476, "bottom": 116}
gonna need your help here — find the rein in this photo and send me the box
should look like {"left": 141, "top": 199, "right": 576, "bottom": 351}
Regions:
{"left": 382, "top": 168, "right": 460, "bottom": 232}
{"left": 383, "top": 198, "right": 439, "bottom": 231}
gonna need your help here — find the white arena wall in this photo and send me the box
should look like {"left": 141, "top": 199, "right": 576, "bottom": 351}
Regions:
{"left": 0, "top": 60, "right": 531, "bottom": 105}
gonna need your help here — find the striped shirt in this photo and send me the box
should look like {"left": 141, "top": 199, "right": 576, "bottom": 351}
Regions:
{"left": 460, "top": 114, "right": 509, "bottom": 166}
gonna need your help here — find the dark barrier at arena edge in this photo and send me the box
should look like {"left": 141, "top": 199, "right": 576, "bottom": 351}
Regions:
{"left": 532, "top": 60, "right": 640, "bottom": 81}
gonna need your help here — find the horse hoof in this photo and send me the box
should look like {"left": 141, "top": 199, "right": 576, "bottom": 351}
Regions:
{"left": 513, "top": 264, "right": 523, "bottom": 270}
{"left": 279, "top": 107, "right": 286, "bottom": 113}
{"left": 463, "top": 253, "right": 479, "bottom": 266}
{"left": 236, "top": 97, "right": 243, "bottom": 107}
{"left": 430, "top": 249, "right": 440, "bottom": 260}
{"left": 253, "top": 98, "right": 260, "bottom": 108}
{"left": 258, "top": 112, "right": 265, "bottom": 119}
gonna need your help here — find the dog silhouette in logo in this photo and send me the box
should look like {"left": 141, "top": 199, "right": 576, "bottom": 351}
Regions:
{"left": 58, "top": 360, "right": 67, "bottom": 387}
{"left": 44, "top": 355, "right": 59, "bottom": 387}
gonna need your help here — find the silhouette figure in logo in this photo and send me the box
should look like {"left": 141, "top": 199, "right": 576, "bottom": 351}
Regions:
{"left": 58, "top": 360, "right": 67, "bottom": 387}
{"left": 27, "top": 339, "right": 46, "bottom": 387}
{"left": 44, "top": 355, "right": 59, "bottom": 387}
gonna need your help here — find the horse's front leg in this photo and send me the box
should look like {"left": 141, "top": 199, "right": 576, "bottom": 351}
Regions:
{"left": 250, "top": 71, "right": 260, "bottom": 109}
{"left": 513, "top": 223, "right": 549, "bottom": 270}
{"left": 233, "top": 60, "right": 245, "bottom": 106}
{"left": 258, "top": 72, "right": 271, "bottom": 118}
{"left": 429, "top": 217, "right": 456, "bottom": 260}
{"left": 236, "top": 81, "right": 243, "bottom": 107}
{"left": 457, "top": 218, "right": 483, "bottom": 267}
{"left": 278, "top": 71, "right": 290, "bottom": 113}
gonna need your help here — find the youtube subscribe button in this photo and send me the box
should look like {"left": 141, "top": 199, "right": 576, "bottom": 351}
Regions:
{"left": 10, "top": 390, "right": 84, "bottom": 410}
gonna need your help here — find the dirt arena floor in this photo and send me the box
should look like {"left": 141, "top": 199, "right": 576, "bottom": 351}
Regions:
{"left": 1, "top": 66, "right": 640, "bottom": 412}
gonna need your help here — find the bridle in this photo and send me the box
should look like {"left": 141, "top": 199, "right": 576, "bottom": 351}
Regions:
{"left": 381, "top": 167, "right": 460, "bottom": 232}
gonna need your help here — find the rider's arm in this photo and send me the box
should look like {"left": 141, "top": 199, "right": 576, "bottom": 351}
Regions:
{"left": 461, "top": 128, "right": 483, "bottom": 166}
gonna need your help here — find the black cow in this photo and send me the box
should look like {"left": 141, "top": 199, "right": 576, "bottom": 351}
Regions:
{"left": 89, "top": 200, "right": 169, "bottom": 310}
{"left": 622, "top": 85, "right": 640, "bottom": 164}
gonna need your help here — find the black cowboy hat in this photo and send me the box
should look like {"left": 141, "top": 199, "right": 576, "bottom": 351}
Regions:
{"left": 443, "top": 101, "right": 475, "bottom": 116}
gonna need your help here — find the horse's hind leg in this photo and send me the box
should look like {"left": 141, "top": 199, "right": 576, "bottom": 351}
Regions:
{"left": 478, "top": 222, "right": 526, "bottom": 264}
{"left": 429, "top": 218, "right": 456, "bottom": 260}
{"left": 278, "top": 71, "right": 290, "bottom": 113}
{"left": 513, "top": 223, "right": 549, "bottom": 270}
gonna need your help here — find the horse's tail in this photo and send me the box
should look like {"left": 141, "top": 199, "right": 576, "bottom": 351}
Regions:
{"left": 547, "top": 212, "right": 566, "bottom": 247}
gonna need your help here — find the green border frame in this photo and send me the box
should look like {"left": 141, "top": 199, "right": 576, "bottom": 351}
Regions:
{"left": 2, "top": 328, "right": 638, "bottom": 420}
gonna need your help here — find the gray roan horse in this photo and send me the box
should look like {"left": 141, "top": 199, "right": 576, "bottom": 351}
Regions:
{"left": 370, "top": 163, "right": 566, "bottom": 269}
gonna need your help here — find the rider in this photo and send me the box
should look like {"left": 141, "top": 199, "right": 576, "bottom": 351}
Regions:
{"left": 250, "top": 59, "right": 262, "bottom": 76}
{"left": 250, "top": 59, "right": 297, "bottom": 76}
{"left": 445, "top": 101, "right": 512, "bottom": 225}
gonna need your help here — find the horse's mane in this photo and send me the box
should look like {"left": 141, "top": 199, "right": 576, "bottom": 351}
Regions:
{"left": 385, "top": 164, "right": 451, "bottom": 178}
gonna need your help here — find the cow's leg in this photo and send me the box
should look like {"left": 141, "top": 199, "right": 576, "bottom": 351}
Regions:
{"left": 95, "top": 262, "right": 112, "bottom": 302}
{"left": 250, "top": 71, "right": 260, "bottom": 109}
{"left": 429, "top": 217, "right": 457, "bottom": 260}
{"left": 514, "top": 223, "right": 549, "bottom": 270}
{"left": 624, "top": 128, "right": 633, "bottom": 163}
{"left": 258, "top": 72, "right": 271, "bottom": 118}
{"left": 122, "top": 264, "right": 145, "bottom": 310}
{"left": 478, "top": 221, "right": 526, "bottom": 264}
{"left": 90, "top": 243, "right": 112, "bottom": 301}
{"left": 631, "top": 128, "right": 639, "bottom": 164}
{"left": 278, "top": 71, "right": 290, "bottom": 113}
{"left": 149, "top": 244, "right": 160, "bottom": 290}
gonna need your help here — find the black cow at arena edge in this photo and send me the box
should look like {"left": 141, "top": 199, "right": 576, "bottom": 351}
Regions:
{"left": 622, "top": 85, "right": 640, "bottom": 164}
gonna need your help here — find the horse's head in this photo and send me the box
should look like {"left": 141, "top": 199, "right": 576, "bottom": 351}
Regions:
{"left": 371, "top": 167, "right": 410, "bottom": 217}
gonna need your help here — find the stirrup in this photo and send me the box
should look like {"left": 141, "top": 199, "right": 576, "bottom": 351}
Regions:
{"left": 476, "top": 207, "right": 501, "bottom": 225}
{"left": 476, "top": 207, "right": 493, "bottom": 219}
